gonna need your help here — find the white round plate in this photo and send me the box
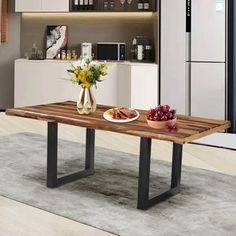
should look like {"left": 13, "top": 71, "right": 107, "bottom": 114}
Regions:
{"left": 103, "top": 108, "right": 140, "bottom": 123}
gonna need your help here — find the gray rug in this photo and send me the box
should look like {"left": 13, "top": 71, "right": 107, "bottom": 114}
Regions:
{"left": 0, "top": 133, "right": 236, "bottom": 236}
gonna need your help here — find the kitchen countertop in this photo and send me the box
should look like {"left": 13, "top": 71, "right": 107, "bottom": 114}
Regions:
{"left": 15, "top": 59, "right": 158, "bottom": 67}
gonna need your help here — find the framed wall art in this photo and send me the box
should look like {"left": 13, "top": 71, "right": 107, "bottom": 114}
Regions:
{"left": 46, "top": 25, "right": 68, "bottom": 59}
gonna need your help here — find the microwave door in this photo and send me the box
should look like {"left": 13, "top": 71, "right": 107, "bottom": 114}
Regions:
{"left": 97, "top": 44, "right": 118, "bottom": 61}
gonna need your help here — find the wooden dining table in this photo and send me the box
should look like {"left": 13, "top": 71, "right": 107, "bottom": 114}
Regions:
{"left": 6, "top": 101, "right": 230, "bottom": 210}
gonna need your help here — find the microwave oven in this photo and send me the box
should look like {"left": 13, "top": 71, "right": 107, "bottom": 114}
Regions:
{"left": 97, "top": 42, "right": 126, "bottom": 61}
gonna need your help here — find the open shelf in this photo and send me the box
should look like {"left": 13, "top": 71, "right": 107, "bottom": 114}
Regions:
{"left": 70, "top": 0, "right": 157, "bottom": 13}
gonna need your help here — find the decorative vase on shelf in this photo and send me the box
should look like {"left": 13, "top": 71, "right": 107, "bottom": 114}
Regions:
{"left": 77, "top": 88, "right": 96, "bottom": 115}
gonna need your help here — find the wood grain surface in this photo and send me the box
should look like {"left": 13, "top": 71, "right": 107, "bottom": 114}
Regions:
{"left": 6, "top": 101, "right": 230, "bottom": 144}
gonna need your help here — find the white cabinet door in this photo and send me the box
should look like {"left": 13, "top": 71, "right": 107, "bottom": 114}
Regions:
{"left": 117, "top": 64, "right": 131, "bottom": 108}
{"left": 15, "top": 61, "right": 79, "bottom": 107}
{"left": 15, "top": 0, "right": 42, "bottom": 12}
{"left": 42, "top": 0, "right": 69, "bottom": 12}
{"left": 191, "top": 63, "right": 226, "bottom": 119}
{"left": 15, "top": 60, "right": 118, "bottom": 108}
{"left": 92, "top": 64, "right": 118, "bottom": 106}
{"left": 131, "top": 65, "right": 158, "bottom": 110}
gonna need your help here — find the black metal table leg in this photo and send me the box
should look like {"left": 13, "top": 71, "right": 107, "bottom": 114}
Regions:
{"left": 85, "top": 128, "right": 95, "bottom": 171}
{"left": 137, "top": 137, "right": 152, "bottom": 209}
{"left": 47, "top": 122, "right": 58, "bottom": 188}
{"left": 47, "top": 122, "right": 95, "bottom": 188}
{"left": 137, "top": 138, "right": 183, "bottom": 210}
{"left": 171, "top": 143, "right": 183, "bottom": 190}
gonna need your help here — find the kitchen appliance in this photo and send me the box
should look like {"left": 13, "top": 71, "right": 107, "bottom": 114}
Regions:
{"left": 97, "top": 42, "right": 126, "bottom": 61}
{"left": 186, "top": 0, "right": 226, "bottom": 120}
{"left": 81, "top": 42, "right": 92, "bottom": 59}
{"left": 132, "top": 36, "right": 153, "bottom": 62}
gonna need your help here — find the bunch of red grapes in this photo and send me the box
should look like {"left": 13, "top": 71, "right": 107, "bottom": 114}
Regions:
{"left": 147, "top": 105, "right": 176, "bottom": 122}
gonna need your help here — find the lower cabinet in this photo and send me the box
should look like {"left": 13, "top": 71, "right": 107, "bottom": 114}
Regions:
{"left": 15, "top": 60, "right": 118, "bottom": 107}
{"left": 117, "top": 63, "right": 158, "bottom": 110}
{"left": 14, "top": 59, "right": 158, "bottom": 110}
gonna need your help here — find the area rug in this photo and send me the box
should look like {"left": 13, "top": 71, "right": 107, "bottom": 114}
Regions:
{"left": 0, "top": 133, "right": 236, "bottom": 236}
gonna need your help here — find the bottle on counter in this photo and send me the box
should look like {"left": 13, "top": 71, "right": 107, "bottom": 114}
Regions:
{"left": 61, "top": 50, "right": 67, "bottom": 60}
{"left": 89, "top": 0, "right": 93, "bottom": 10}
{"left": 67, "top": 50, "right": 72, "bottom": 60}
{"left": 143, "top": 0, "right": 150, "bottom": 10}
{"left": 84, "top": 0, "right": 89, "bottom": 10}
{"left": 30, "top": 43, "right": 37, "bottom": 60}
{"left": 79, "top": 0, "right": 84, "bottom": 10}
{"left": 73, "top": 0, "right": 79, "bottom": 11}
{"left": 56, "top": 50, "right": 61, "bottom": 60}
{"left": 37, "top": 50, "right": 44, "bottom": 60}
{"left": 72, "top": 50, "right": 78, "bottom": 60}
{"left": 110, "top": 0, "right": 115, "bottom": 9}
{"left": 138, "top": 0, "right": 144, "bottom": 10}
{"left": 104, "top": 0, "right": 109, "bottom": 10}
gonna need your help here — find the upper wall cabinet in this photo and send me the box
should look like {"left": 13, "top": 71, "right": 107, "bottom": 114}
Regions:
{"left": 15, "top": 0, "right": 69, "bottom": 12}
{"left": 41, "top": 0, "right": 69, "bottom": 12}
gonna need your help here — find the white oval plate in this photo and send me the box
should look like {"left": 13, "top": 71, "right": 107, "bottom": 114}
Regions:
{"left": 103, "top": 108, "right": 140, "bottom": 123}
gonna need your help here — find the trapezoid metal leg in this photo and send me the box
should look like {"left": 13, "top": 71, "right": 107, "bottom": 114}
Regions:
{"left": 47, "top": 123, "right": 95, "bottom": 188}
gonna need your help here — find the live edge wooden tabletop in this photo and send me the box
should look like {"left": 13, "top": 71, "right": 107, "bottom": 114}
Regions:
{"left": 6, "top": 101, "right": 230, "bottom": 145}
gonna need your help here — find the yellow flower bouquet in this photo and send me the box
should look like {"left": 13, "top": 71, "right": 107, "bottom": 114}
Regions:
{"left": 66, "top": 58, "right": 109, "bottom": 115}
{"left": 67, "top": 58, "right": 108, "bottom": 88}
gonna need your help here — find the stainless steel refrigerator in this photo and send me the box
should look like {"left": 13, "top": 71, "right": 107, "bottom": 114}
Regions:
{"left": 186, "top": 0, "right": 226, "bottom": 119}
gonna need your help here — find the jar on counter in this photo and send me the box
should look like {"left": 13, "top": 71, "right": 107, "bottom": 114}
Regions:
{"left": 67, "top": 50, "right": 72, "bottom": 60}
{"left": 56, "top": 50, "right": 61, "bottom": 60}
{"left": 72, "top": 50, "right": 78, "bottom": 60}
{"left": 61, "top": 50, "right": 67, "bottom": 60}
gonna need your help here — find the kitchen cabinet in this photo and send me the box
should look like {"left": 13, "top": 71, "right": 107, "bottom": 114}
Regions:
{"left": 15, "top": 0, "right": 69, "bottom": 12}
{"left": 15, "top": 59, "right": 117, "bottom": 107}
{"left": 117, "top": 63, "right": 158, "bottom": 110}
{"left": 41, "top": 0, "right": 69, "bottom": 12}
{"left": 15, "top": 0, "right": 42, "bottom": 12}
{"left": 92, "top": 63, "right": 118, "bottom": 107}
{"left": 15, "top": 59, "right": 158, "bottom": 110}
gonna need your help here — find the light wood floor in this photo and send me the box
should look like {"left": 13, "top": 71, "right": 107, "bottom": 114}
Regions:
{"left": 0, "top": 196, "right": 114, "bottom": 236}
{"left": 0, "top": 113, "right": 235, "bottom": 235}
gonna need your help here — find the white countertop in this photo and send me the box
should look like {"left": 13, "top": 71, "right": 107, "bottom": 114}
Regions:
{"left": 15, "top": 59, "right": 158, "bottom": 67}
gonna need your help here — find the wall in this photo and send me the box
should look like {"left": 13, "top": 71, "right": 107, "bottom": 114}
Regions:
{"left": 0, "top": 0, "right": 20, "bottom": 109}
{"left": 20, "top": 13, "right": 154, "bottom": 60}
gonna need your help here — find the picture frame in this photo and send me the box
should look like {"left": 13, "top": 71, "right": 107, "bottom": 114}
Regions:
{"left": 46, "top": 25, "right": 68, "bottom": 59}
